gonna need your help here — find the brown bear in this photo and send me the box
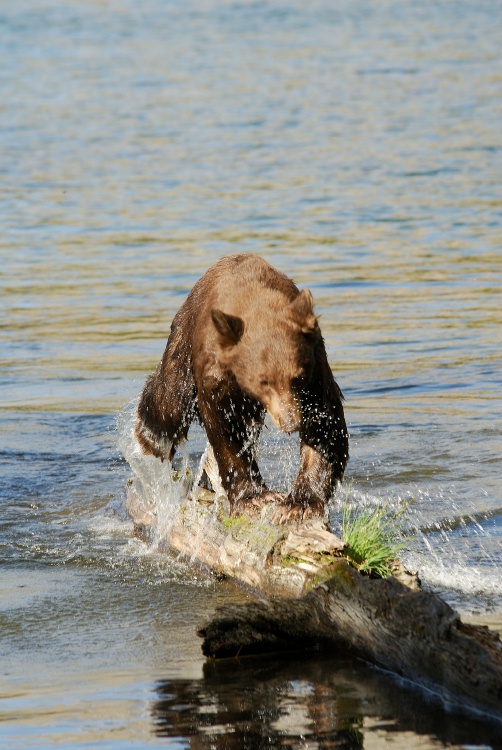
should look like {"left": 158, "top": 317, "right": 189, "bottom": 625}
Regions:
{"left": 135, "top": 253, "right": 348, "bottom": 521}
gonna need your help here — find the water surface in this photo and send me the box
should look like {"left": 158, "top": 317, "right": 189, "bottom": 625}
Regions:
{"left": 1, "top": 0, "right": 501, "bottom": 747}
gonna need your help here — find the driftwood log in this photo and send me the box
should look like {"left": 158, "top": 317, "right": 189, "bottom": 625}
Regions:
{"left": 125, "top": 475, "right": 502, "bottom": 721}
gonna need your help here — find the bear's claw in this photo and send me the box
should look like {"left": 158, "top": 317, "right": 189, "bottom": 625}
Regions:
{"left": 230, "top": 491, "right": 285, "bottom": 517}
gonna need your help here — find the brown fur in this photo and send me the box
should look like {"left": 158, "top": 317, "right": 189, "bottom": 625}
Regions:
{"left": 136, "top": 254, "right": 348, "bottom": 520}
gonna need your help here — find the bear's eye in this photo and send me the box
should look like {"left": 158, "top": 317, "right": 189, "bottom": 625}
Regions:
{"left": 259, "top": 378, "right": 270, "bottom": 388}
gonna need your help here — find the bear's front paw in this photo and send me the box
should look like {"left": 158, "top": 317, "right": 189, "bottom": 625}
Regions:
{"left": 231, "top": 490, "right": 285, "bottom": 517}
{"left": 271, "top": 495, "right": 325, "bottom": 525}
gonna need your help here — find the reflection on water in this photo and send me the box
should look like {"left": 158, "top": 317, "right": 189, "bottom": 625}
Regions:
{"left": 1, "top": 0, "right": 501, "bottom": 747}
{"left": 152, "top": 655, "right": 502, "bottom": 750}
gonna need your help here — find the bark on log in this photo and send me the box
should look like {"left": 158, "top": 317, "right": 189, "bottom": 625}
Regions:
{"left": 125, "top": 475, "right": 502, "bottom": 721}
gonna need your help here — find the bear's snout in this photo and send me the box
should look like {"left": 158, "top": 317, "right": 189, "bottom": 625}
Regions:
{"left": 266, "top": 391, "right": 301, "bottom": 434}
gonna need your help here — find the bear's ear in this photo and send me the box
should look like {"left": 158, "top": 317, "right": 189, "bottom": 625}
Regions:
{"left": 211, "top": 309, "right": 245, "bottom": 346}
{"left": 290, "top": 289, "right": 318, "bottom": 334}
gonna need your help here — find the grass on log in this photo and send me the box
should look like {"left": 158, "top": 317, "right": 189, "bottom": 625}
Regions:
{"left": 341, "top": 501, "right": 409, "bottom": 578}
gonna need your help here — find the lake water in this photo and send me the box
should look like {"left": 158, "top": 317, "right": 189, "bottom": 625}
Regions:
{"left": 1, "top": 0, "right": 501, "bottom": 747}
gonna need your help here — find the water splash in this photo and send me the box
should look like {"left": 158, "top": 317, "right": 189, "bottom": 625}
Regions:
{"left": 257, "top": 416, "right": 298, "bottom": 493}
{"left": 331, "top": 483, "right": 502, "bottom": 612}
{"left": 116, "top": 398, "right": 190, "bottom": 549}
{"left": 116, "top": 400, "right": 500, "bottom": 613}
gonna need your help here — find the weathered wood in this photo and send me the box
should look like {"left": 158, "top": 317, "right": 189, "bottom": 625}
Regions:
{"left": 197, "top": 569, "right": 502, "bottom": 718}
{"left": 126, "top": 475, "right": 350, "bottom": 597}
{"left": 125, "top": 475, "right": 502, "bottom": 720}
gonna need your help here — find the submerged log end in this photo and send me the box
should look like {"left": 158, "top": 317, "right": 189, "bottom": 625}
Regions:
{"left": 197, "top": 597, "right": 336, "bottom": 659}
{"left": 196, "top": 559, "right": 413, "bottom": 660}
{"left": 197, "top": 603, "right": 292, "bottom": 659}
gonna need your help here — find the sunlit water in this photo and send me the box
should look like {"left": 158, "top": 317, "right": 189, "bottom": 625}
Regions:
{"left": 1, "top": 0, "right": 501, "bottom": 747}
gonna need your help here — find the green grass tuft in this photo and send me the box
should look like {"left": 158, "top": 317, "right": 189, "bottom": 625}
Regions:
{"left": 341, "top": 502, "right": 409, "bottom": 578}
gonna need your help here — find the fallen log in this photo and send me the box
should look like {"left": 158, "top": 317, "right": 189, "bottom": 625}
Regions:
{"left": 125, "top": 474, "right": 502, "bottom": 721}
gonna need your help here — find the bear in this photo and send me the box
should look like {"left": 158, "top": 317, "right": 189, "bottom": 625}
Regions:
{"left": 135, "top": 253, "right": 348, "bottom": 521}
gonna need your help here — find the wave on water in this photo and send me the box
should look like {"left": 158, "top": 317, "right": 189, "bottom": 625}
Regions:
{"left": 406, "top": 501, "right": 502, "bottom": 608}
{"left": 402, "top": 522, "right": 502, "bottom": 608}
{"left": 404, "top": 555, "right": 501, "bottom": 600}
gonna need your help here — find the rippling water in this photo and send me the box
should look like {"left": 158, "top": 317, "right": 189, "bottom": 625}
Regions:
{"left": 1, "top": 1, "right": 501, "bottom": 747}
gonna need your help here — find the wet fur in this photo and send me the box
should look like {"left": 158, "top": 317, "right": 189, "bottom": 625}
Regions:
{"left": 136, "top": 254, "right": 348, "bottom": 519}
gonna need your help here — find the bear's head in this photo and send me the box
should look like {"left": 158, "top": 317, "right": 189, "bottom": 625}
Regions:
{"left": 211, "top": 289, "right": 319, "bottom": 433}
